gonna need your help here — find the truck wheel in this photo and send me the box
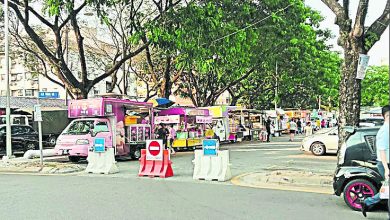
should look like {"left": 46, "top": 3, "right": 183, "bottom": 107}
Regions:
{"left": 47, "top": 136, "right": 57, "bottom": 147}
{"left": 69, "top": 156, "right": 80, "bottom": 163}
{"left": 131, "top": 148, "right": 141, "bottom": 160}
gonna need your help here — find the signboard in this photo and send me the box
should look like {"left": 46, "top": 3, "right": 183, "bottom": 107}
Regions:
{"left": 69, "top": 99, "right": 104, "bottom": 118}
{"left": 356, "top": 54, "right": 370, "bottom": 79}
{"left": 33, "top": 105, "right": 42, "bottom": 122}
{"left": 186, "top": 109, "right": 207, "bottom": 116}
{"left": 155, "top": 115, "right": 180, "bottom": 124}
{"left": 146, "top": 140, "right": 163, "bottom": 161}
{"left": 38, "top": 91, "right": 59, "bottom": 99}
{"left": 94, "top": 138, "right": 105, "bottom": 153}
{"left": 202, "top": 139, "right": 218, "bottom": 156}
{"left": 196, "top": 116, "right": 213, "bottom": 123}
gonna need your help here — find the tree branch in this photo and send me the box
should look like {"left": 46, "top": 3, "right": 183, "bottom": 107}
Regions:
{"left": 58, "top": 1, "right": 87, "bottom": 31}
{"left": 364, "top": 0, "right": 390, "bottom": 50}
{"left": 214, "top": 68, "right": 255, "bottom": 98}
{"left": 91, "top": 41, "right": 151, "bottom": 87}
{"left": 352, "top": 0, "right": 369, "bottom": 37}
{"left": 321, "top": 0, "right": 350, "bottom": 30}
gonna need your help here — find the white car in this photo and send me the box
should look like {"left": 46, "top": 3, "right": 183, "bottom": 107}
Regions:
{"left": 300, "top": 127, "right": 338, "bottom": 156}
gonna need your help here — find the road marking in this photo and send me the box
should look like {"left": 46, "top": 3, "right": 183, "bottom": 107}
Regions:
{"left": 286, "top": 154, "right": 337, "bottom": 161}
{"left": 231, "top": 148, "right": 300, "bottom": 152}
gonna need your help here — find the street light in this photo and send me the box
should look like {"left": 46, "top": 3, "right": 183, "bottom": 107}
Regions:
{"left": 3, "top": 0, "right": 12, "bottom": 159}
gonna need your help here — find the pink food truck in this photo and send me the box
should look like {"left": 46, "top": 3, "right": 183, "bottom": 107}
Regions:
{"left": 54, "top": 97, "right": 153, "bottom": 162}
{"left": 155, "top": 107, "right": 212, "bottom": 150}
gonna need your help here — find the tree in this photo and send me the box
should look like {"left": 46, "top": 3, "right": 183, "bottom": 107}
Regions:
{"left": 221, "top": 0, "right": 341, "bottom": 110}
{"left": 361, "top": 65, "right": 389, "bottom": 106}
{"left": 0, "top": 0, "right": 182, "bottom": 98}
{"left": 155, "top": 0, "right": 275, "bottom": 106}
{"left": 321, "top": 0, "right": 390, "bottom": 144}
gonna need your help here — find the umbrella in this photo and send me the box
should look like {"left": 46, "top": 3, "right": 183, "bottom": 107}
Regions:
{"left": 148, "top": 98, "right": 174, "bottom": 107}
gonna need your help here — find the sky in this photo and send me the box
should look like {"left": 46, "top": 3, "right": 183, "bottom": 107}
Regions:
{"left": 305, "top": 0, "right": 389, "bottom": 66}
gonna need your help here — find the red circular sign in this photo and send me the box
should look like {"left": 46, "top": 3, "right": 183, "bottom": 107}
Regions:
{"left": 148, "top": 141, "right": 161, "bottom": 156}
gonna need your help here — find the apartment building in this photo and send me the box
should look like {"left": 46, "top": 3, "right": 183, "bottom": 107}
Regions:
{"left": 0, "top": 48, "right": 137, "bottom": 99}
{"left": 0, "top": 51, "right": 66, "bottom": 98}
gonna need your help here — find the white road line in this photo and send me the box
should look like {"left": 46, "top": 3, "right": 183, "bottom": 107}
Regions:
{"left": 231, "top": 148, "right": 300, "bottom": 152}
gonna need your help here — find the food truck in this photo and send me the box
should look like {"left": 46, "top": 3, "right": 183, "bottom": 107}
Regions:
{"left": 265, "top": 108, "right": 288, "bottom": 136}
{"left": 155, "top": 107, "right": 212, "bottom": 150}
{"left": 54, "top": 97, "right": 153, "bottom": 162}
{"left": 230, "top": 109, "right": 264, "bottom": 141}
{"left": 204, "top": 106, "right": 242, "bottom": 142}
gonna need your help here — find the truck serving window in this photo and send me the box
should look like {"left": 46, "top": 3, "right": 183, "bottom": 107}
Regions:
{"left": 63, "top": 120, "right": 94, "bottom": 135}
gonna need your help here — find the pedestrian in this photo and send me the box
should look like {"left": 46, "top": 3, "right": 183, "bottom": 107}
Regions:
{"left": 289, "top": 119, "right": 297, "bottom": 141}
{"left": 265, "top": 116, "right": 272, "bottom": 142}
{"left": 156, "top": 124, "right": 169, "bottom": 149}
{"left": 321, "top": 119, "right": 326, "bottom": 128}
{"left": 316, "top": 119, "right": 321, "bottom": 130}
{"left": 361, "top": 105, "right": 390, "bottom": 217}
{"left": 304, "top": 122, "right": 313, "bottom": 136}
{"left": 168, "top": 124, "right": 176, "bottom": 155}
{"left": 297, "top": 118, "right": 302, "bottom": 135}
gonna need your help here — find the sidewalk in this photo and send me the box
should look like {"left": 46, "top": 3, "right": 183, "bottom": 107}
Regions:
{"left": 231, "top": 170, "right": 334, "bottom": 194}
{"left": 0, "top": 157, "right": 85, "bottom": 174}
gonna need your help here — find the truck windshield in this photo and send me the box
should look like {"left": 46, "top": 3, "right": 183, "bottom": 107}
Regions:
{"left": 63, "top": 120, "right": 94, "bottom": 135}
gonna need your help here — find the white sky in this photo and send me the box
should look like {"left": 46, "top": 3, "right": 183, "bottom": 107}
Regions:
{"left": 305, "top": 0, "right": 389, "bottom": 66}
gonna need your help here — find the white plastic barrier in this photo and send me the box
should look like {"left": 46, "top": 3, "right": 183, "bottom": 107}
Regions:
{"left": 23, "top": 149, "right": 56, "bottom": 159}
{"left": 192, "top": 149, "right": 232, "bottom": 182}
{"left": 86, "top": 148, "right": 119, "bottom": 174}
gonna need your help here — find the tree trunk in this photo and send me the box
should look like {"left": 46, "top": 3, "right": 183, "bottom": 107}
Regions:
{"left": 338, "top": 35, "right": 364, "bottom": 148}
{"left": 231, "top": 96, "right": 239, "bottom": 106}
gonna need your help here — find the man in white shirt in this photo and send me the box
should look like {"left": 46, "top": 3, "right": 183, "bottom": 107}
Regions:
{"left": 361, "top": 105, "right": 389, "bottom": 217}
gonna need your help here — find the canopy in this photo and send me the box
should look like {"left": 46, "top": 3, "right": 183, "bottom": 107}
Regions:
{"left": 148, "top": 98, "right": 174, "bottom": 107}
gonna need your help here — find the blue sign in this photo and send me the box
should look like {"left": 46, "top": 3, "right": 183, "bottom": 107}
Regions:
{"left": 94, "top": 138, "right": 105, "bottom": 153}
{"left": 38, "top": 92, "right": 60, "bottom": 99}
{"left": 202, "top": 139, "right": 218, "bottom": 156}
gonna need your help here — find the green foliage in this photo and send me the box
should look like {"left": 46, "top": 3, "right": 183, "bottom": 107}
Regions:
{"left": 361, "top": 65, "right": 389, "bottom": 107}
{"left": 364, "top": 32, "right": 380, "bottom": 50}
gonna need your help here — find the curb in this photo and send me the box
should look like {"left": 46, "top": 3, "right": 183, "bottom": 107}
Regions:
{"left": 230, "top": 173, "right": 334, "bottom": 195}
{"left": 0, "top": 170, "right": 85, "bottom": 176}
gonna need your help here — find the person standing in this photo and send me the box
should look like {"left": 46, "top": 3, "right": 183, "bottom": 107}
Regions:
{"left": 156, "top": 124, "right": 169, "bottom": 149}
{"left": 168, "top": 124, "right": 176, "bottom": 155}
{"left": 265, "top": 117, "right": 272, "bottom": 142}
{"left": 321, "top": 119, "right": 326, "bottom": 128}
{"left": 289, "top": 119, "right": 297, "bottom": 141}
{"left": 304, "top": 122, "right": 313, "bottom": 136}
{"left": 297, "top": 118, "right": 302, "bottom": 135}
{"left": 361, "top": 105, "right": 390, "bottom": 217}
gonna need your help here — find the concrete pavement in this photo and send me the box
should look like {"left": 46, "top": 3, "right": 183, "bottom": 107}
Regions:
{"left": 1, "top": 174, "right": 387, "bottom": 220}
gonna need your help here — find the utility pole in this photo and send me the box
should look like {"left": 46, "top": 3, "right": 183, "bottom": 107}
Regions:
{"left": 65, "top": 25, "right": 69, "bottom": 105}
{"left": 274, "top": 62, "right": 278, "bottom": 111}
{"left": 4, "top": 0, "right": 12, "bottom": 159}
{"left": 274, "top": 62, "right": 279, "bottom": 132}
{"left": 318, "top": 95, "right": 321, "bottom": 111}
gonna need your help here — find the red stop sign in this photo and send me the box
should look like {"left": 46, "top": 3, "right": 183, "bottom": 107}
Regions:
{"left": 148, "top": 141, "right": 161, "bottom": 156}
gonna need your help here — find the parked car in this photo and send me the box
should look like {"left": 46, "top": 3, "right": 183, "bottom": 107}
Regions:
{"left": 359, "top": 117, "right": 384, "bottom": 127}
{"left": 0, "top": 124, "right": 39, "bottom": 155}
{"left": 300, "top": 127, "right": 338, "bottom": 156}
{"left": 333, "top": 126, "right": 383, "bottom": 211}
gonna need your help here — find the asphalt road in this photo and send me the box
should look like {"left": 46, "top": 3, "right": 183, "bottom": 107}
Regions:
{"left": 1, "top": 135, "right": 388, "bottom": 219}
{"left": 1, "top": 174, "right": 387, "bottom": 220}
